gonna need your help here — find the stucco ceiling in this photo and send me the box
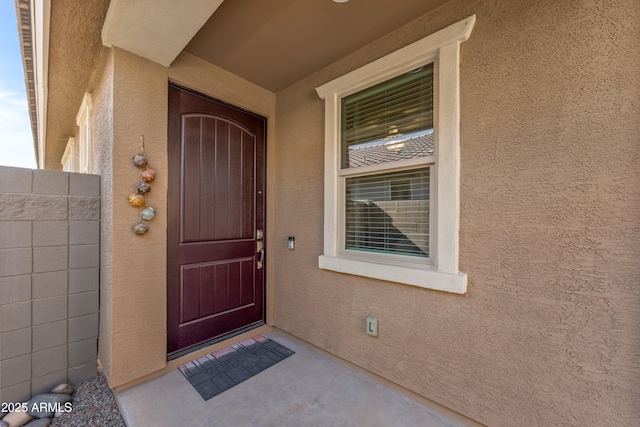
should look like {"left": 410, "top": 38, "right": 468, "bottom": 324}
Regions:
{"left": 185, "top": 0, "right": 451, "bottom": 92}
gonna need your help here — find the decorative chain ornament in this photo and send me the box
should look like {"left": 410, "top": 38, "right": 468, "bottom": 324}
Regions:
{"left": 129, "top": 135, "right": 157, "bottom": 235}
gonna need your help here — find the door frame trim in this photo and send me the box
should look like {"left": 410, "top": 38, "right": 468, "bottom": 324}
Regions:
{"left": 166, "top": 83, "right": 268, "bottom": 358}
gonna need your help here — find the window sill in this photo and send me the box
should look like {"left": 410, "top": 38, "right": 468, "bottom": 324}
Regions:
{"left": 318, "top": 255, "right": 467, "bottom": 294}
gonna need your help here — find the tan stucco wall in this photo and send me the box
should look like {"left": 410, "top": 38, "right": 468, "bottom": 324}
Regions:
{"left": 87, "top": 48, "right": 276, "bottom": 387}
{"left": 45, "top": 0, "right": 110, "bottom": 170}
{"left": 106, "top": 48, "right": 169, "bottom": 386}
{"left": 272, "top": 0, "right": 640, "bottom": 426}
{"left": 89, "top": 50, "right": 114, "bottom": 380}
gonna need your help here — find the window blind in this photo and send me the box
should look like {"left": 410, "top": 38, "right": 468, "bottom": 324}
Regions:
{"left": 345, "top": 167, "right": 429, "bottom": 257}
{"left": 341, "top": 64, "right": 433, "bottom": 168}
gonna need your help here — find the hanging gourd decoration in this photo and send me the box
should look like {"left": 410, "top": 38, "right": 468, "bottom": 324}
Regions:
{"left": 136, "top": 180, "right": 151, "bottom": 194}
{"left": 132, "top": 223, "right": 149, "bottom": 235}
{"left": 132, "top": 154, "right": 148, "bottom": 169}
{"left": 140, "top": 207, "right": 156, "bottom": 221}
{"left": 130, "top": 135, "right": 157, "bottom": 236}
{"left": 141, "top": 169, "right": 156, "bottom": 183}
{"left": 128, "top": 193, "right": 145, "bottom": 207}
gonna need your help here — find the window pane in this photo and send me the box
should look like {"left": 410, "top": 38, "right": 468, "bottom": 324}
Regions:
{"left": 345, "top": 168, "right": 429, "bottom": 257}
{"left": 344, "top": 130, "right": 433, "bottom": 168}
{"left": 341, "top": 64, "right": 433, "bottom": 169}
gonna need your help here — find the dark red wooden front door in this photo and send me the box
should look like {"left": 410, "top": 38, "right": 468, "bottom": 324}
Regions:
{"left": 167, "top": 85, "right": 266, "bottom": 356}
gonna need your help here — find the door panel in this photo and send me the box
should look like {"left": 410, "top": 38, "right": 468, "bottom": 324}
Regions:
{"left": 168, "top": 85, "right": 266, "bottom": 356}
{"left": 179, "top": 258, "right": 254, "bottom": 323}
{"left": 181, "top": 116, "right": 255, "bottom": 243}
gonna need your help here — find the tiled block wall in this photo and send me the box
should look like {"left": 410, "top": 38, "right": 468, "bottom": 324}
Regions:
{"left": 0, "top": 166, "right": 100, "bottom": 403}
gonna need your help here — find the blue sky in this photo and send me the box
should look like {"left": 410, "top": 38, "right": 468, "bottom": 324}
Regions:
{"left": 0, "top": 0, "right": 36, "bottom": 169}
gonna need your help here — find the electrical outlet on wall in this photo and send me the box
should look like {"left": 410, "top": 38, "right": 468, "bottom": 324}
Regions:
{"left": 366, "top": 316, "right": 378, "bottom": 337}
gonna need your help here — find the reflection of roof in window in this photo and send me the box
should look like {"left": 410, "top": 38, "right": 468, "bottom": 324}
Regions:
{"left": 347, "top": 131, "right": 433, "bottom": 168}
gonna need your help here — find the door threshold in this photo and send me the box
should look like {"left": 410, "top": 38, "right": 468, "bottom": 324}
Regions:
{"left": 115, "top": 324, "right": 273, "bottom": 393}
{"left": 167, "top": 321, "right": 265, "bottom": 361}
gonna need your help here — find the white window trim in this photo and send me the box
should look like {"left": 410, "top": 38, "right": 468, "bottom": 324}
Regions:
{"left": 61, "top": 137, "right": 75, "bottom": 172}
{"left": 76, "top": 93, "right": 92, "bottom": 174}
{"left": 315, "top": 15, "right": 475, "bottom": 294}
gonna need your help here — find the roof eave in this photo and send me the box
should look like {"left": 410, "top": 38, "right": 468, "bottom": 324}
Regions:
{"left": 15, "top": 0, "right": 40, "bottom": 168}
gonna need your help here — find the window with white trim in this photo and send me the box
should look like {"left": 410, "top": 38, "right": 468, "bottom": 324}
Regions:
{"left": 315, "top": 16, "right": 475, "bottom": 294}
{"left": 76, "top": 93, "right": 92, "bottom": 174}
{"left": 61, "top": 137, "right": 75, "bottom": 172}
{"left": 342, "top": 64, "right": 434, "bottom": 260}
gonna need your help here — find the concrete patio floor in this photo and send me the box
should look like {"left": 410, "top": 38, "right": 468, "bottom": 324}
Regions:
{"left": 117, "top": 330, "right": 479, "bottom": 426}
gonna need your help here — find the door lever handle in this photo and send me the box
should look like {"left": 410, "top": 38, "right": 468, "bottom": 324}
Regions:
{"left": 257, "top": 241, "right": 264, "bottom": 269}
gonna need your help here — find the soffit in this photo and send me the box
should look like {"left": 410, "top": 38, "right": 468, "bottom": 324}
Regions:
{"left": 102, "top": 0, "right": 225, "bottom": 67}
{"left": 185, "top": 0, "right": 451, "bottom": 92}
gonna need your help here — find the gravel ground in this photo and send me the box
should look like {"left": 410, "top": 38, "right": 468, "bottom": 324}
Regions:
{"left": 50, "top": 375, "right": 126, "bottom": 427}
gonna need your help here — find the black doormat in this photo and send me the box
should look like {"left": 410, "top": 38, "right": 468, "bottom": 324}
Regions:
{"left": 178, "top": 335, "right": 295, "bottom": 401}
